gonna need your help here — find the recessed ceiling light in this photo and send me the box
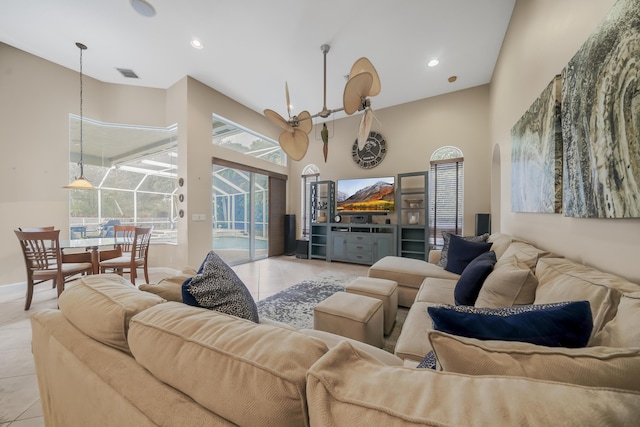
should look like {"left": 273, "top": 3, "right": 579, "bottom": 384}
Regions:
{"left": 191, "top": 39, "right": 204, "bottom": 49}
{"left": 448, "top": 75, "right": 457, "bottom": 83}
{"left": 427, "top": 59, "right": 440, "bottom": 67}
{"left": 130, "top": 0, "right": 156, "bottom": 17}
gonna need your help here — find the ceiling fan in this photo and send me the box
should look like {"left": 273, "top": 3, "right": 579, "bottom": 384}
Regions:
{"left": 263, "top": 44, "right": 381, "bottom": 161}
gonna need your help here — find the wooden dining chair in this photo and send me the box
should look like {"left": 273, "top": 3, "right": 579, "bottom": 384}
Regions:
{"left": 19, "top": 226, "right": 55, "bottom": 232}
{"left": 14, "top": 229, "right": 94, "bottom": 310}
{"left": 99, "top": 227, "right": 153, "bottom": 285}
{"left": 113, "top": 225, "right": 136, "bottom": 254}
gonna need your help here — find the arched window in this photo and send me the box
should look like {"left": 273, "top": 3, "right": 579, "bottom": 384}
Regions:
{"left": 429, "top": 146, "right": 464, "bottom": 247}
{"left": 301, "top": 164, "right": 319, "bottom": 238}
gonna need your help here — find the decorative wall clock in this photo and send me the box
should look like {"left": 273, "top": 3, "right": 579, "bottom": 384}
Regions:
{"left": 351, "top": 131, "right": 387, "bottom": 169}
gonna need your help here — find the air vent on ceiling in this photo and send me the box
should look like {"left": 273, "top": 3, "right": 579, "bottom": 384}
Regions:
{"left": 117, "top": 68, "right": 139, "bottom": 79}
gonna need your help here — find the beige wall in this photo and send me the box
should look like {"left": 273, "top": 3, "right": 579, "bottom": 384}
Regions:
{"left": 490, "top": 0, "right": 640, "bottom": 283}
{"left": 6, "top": 0, "right": 635, "bottom": 287}
{"left": 0, "top": 43, "right": 168, "bottom": 284}
{"left": 0, "top": 43, "right": 283, "bottom": 284}
{"left": 288, "top": 85, "right": 492, "bottom": 237}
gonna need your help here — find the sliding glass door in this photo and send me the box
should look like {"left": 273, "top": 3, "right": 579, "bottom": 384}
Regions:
{"left": 212, "top": 164, "right": 268, "bottom": 265}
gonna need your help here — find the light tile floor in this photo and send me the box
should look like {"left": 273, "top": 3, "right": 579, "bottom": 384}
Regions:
{"left": 0, "top": 256, "right": 368, "bottom": 426}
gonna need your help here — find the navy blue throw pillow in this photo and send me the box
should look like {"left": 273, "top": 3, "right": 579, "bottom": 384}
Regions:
{"left": 427, "top": 301, "right": 593, "bottom": 348}
{"left": 416, "top": 351, "right": 437, "bottom": 369}
{"left": 182, "top": 251, "right": 259, "bottom": 323}
{"left": 454, "top": 251, "right": 497, "bottom": 306}
{"left": 444, "top": 234, "right": 493, "bottom": 275}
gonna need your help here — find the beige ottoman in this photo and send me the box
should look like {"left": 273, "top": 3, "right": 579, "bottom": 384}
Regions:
{"left": 346, "top": 277, "right": 398, "bottom": 335}
{"left": 313, "top": 292, "right": 384, "bottom": 348}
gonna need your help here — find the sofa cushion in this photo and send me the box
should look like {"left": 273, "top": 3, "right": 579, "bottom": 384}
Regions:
{"left": 428, "top": 331, "right": 640, "bottom": 391}
{"left": 592, "top": 292, "right": 640, "bottom": 348}
{"left": 129, "top": 302, "right": 329, "bottom": 427}
{"left": 454, "top": 251, "right": 497, "bottom": 306}
{"left": 436, "top": 231, "right": 489, "bottom": 268}
{"left": 427, "top": 301, "right": 593, "bottom": 348}
{"left": 474, "top": 254, "right": 539, "bottom": 308}
{"left": 182, "top": 250, "right": 259, "bottom": 323}
{"left": 444, "top": 234, "right": 493, "bottom": 274}
{"left": 415, "top": 278, "right": 457, "bottom": 305}
{"left": 139, "top": 272, "right": 192, "bottom": 302}
{"left": 369, "top": 256, "right": 459, "bottom": 289}
{"left": 306, "top": 341, "right": 640, "bottom": 427}
{"left": 299, "top": 329, "right": 404, "bottom": 366}
{"left": 534, "top": 257, "right": 639, "bottom": 342}
{"left": 58, "top": 274, "right": 165, "bottom": 354}
{"left": 394, "top": 301, "right": 435, "bottom": 361}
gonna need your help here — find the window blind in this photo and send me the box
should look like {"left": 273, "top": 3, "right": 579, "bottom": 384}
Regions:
{"left": 429, "top": 158, "right": 464, "bottom": 247}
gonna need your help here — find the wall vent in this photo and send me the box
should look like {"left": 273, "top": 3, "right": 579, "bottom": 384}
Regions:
{"left": 117, "top": 68, "right": 139, "bottom": 79}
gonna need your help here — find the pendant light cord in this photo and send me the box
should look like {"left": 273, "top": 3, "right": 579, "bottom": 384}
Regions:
{"left": 76, "top": 42, "right": 87, "bottom": 178}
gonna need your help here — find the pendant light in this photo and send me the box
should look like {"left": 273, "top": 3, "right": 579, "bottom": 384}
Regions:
{"left": 65, "top": 42, "right": 94, "bottom": 189}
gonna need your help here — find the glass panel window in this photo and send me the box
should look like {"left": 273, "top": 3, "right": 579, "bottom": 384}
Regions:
{"left": 212, "top": 114, "right": 285, "bottom": 166}
{"left": 429, "top": 146, "right": 464, "bottom": 248}
{"left": 68, "top": 115, "right": 178, "bottom": 243}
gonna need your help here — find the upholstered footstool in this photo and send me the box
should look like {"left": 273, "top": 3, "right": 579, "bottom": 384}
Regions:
{"left": 346, "top": 277, "right": 398, "bottom": 335}
{"left": 313, "top": 292, "right": 384, "bottom": 348}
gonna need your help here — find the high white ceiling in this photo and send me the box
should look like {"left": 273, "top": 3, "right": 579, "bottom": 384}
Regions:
{"left": 0, "top": 0, "right": 515, "bottom": 122}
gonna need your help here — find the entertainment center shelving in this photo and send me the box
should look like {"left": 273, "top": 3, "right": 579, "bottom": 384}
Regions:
{"left": 308, "top": 173, "right": 429, "bottom": 265}
{"left": 397, "top": 171, "right": 429, "bottom": 261}
{"left": 309, "top": 180, "right": 335, "bottom": 260}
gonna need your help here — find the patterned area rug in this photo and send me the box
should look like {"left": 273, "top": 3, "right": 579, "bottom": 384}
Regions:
{"left": 257, "top": 271, "right": 408, "bottom": 354}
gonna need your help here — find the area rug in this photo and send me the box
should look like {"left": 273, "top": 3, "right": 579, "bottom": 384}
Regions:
{"left": 257, "top": 271, "right": 408, "bottom": 354}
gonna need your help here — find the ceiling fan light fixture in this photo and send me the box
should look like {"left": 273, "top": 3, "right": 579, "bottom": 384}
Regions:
{"left": 130, "top": 0, "right": 156, "bottom": 17}
{"left": 264, "top": 44, "right": 381, "bottom": 161}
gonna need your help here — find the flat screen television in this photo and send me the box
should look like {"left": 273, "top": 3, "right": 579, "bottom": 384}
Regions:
{"left": 336, "top": 177, "right": 395, "bottom": 214}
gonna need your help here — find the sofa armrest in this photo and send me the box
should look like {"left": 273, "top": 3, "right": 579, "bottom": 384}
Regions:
{"left": 428, "top": 250, "right": 442, "bottom": 264}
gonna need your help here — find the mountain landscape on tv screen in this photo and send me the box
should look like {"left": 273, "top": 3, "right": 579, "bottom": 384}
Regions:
{"left": 337, "top": 180, "right": 395, "bottom": 212}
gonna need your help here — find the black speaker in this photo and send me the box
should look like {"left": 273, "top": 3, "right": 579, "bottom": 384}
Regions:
{"left": 295, "top": 239, "right": 309, "bottom": 259}
{"left": 475, "top": 213, "right": 491, "bottom": 236}
{"left": 284, "top": 214, "right": 296, "bottom": 255}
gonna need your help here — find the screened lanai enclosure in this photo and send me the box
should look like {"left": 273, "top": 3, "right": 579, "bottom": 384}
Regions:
{"left": 67, "top": 116, "right": 179, "bottom": 243}
{"left": 68, "top": 114, "right": 285, "bottom": 265}
{"left": 212, "top": 166, "right": 269, "bottom": 264}
{"left": 211, "top": 114, "right": 285, "bottom": 264}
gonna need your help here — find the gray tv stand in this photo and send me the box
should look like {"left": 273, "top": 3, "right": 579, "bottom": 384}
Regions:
{"left": 327, "top": 224, "right": 397, "bottom": 265}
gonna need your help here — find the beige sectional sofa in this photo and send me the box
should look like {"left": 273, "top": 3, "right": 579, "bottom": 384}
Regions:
{"left": 30, "top": 234, "right": 640, "bottom": 426}
{"left": 383, "top": 234, "right": 640, "bottom": 367}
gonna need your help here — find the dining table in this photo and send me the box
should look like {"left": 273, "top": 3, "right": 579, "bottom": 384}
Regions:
{"left": 60, "top": 237, "right": 122, "bottom": 274}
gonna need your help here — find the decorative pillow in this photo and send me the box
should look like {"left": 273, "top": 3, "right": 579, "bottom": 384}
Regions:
{"left": 428, "top": 331, "right": 640, "bottom": 392}
{"left": 182, "top": 251, "right": 259, "bottom": 323}
{"left": 454, "top": 251, "right": 497, "bottom": 306}
{"left": 474, "top": 254, "right": 538, "bottom": 308}
{"left": 592, "top": 292, "right": 640, "bottom": 348}
{"left": 427, "top": 301, "right": 593, "bottom": 348}
{"left": 444, "top": 234, "right": 493, "bottom": 275}
{"left": 435, "top": 231, "right": 489, "bottom": 268}
{"left": 416, "top": 350, "right": 437, "bottom": 369}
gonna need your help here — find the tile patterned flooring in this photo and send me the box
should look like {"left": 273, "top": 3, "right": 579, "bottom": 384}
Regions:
{"left": 0, "top": 256, "right": 368, "bottom": 426}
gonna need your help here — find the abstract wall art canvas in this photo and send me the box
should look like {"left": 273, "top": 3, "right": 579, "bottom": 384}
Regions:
{"left": 511, "top": 75, "right": 563, "bottom": 213}
{"left": 562, "top": 0, "right": 640, "bottom": 218}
